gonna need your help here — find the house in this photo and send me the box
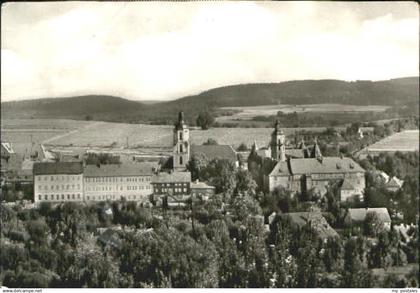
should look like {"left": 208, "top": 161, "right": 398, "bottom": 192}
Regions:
{"left": 190, "top": 180, "right": 215, "bottom": 200}
{"left": 345, "top": 208, "right": 391, "bottom": 230}
{"left": 151, "top": 171, "right": 191, "bottom": 196}
{"left": 191, "top": 145, "right": 239, "bottom": 167}
{"left": 281, "top": 211, "right": 339, "bottom": 240}
{"left": 83, "top": 162, "right": 156, "bottom": 202}
{"left": 386, "top": 176, "right": 404, "bottom": 192}
{"left": 33, "top": 161, "right": 84, "bottom": 203}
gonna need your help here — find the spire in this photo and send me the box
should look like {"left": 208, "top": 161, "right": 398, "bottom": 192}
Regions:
{"left": 298, "top": 138, "right": 306, "bottom": 149}
{"left": 311, "top": 137, "right": 323, "bottom": 161}
{"left": 252, "top": 140, "right": 259, "bottom": 151}
{"left": 175, "top": 111, "right": 187, "bottom": 130}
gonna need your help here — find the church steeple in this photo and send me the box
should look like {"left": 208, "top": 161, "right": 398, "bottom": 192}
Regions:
{"left": 270, "top": 119, "right": 286, "bottom": 162}
{"left": 173, "top": 111, "right": 189, "bottom": 171}
{"left": 311, "top": 138, "right": 323, "bottom": 162}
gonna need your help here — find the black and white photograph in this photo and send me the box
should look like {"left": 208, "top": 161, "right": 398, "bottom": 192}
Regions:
{"left": 1, "top": 1, "right": 419, "bottom": 290}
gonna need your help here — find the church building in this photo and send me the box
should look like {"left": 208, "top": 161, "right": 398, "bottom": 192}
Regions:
{"left": 249, "top": 120, "right": 366, "bottom": 201}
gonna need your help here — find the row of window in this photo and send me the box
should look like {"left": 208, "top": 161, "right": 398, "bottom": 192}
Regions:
{"left": 155, "top": 182, "right": 188, "bottom": 187}
{"left": 85, "top": 176, "right": 151, "bottom": 183}
{"left": 158, "top": 187, "right": 188, "bottom": 193}
{"left": 86, "top": 185, "right": 152, "bottom": 191}
{"left": 39, "top": 193, "right": 81, "bottom": 201}
{"left": 38, "top": 175, "right": 81, "bottom": 181}
{"left": 38, "top": 184, "right": 81, "bottom": 191}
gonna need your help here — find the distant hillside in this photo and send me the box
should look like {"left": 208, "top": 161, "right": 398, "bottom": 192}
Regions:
{"left": 171, "top": 77, "right": 419, "bottom": 108}
{"left": 1, "top": 77, "right": 418, "bottom": 124}
{"left": 1, "top": 95, "right": 145, "bottom": 120}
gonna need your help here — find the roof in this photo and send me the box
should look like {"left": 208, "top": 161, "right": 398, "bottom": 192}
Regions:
{"left": 191, "top": 181, "right": 215, "bottom": 189}
{"left": 285, "top": 148, "right": 306, "bottom": 158}
{"left": 191, "top": 145, "right": 237, "bottom": 163}
{"left": 386, "top": 176, "right": 404, "bottom": 188}
{"left": 33, "top": 162, "right": 83, "bottom": 175}
{"left": 152, "top": 171, "right": 191, "bottom": 183}
{"left": 269, "top": 161, "right": 290, "bottom": 176}
{"left": 347, "top": 208, "right": 391, "bottom": 223}
{"left": 283, "top": 211, "right": 339, "bottom": 239}
{"left": 289, "top": 157, "right": 364, "bottom": 175}
{"left": 84, "top": 162, "right": 156, "bottom": 177}
{"left": 98, "top": 229, "right": 122, "bottom": 248}
{"left": 1, "top": 143, "right": 15, "bottom": 154}
{"left": 257, "top": 148, "right": 271, "bottom": 158}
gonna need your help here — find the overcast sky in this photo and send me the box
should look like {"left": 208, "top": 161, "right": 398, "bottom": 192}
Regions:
{"left": 1, "top": 1, "right": 418, "bottom": 102}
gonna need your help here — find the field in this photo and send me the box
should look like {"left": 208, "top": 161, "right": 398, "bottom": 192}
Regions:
{"left": 216, "top": 104, "right": 390, "bottom": 123}
{"left": 1, "top": 119, "right": 92, "bottom": 155}
{"left": 1, "top": 119, "right": 337, "bottom": 155}
{"left": 365, "top": 130, "right": 419, "bottom": 152}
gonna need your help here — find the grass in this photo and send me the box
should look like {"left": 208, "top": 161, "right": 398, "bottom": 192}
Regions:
{"left": 217, "top": 104, "right": 390, "bottom": 122}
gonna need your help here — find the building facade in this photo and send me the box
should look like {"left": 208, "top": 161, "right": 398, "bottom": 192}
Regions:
{"left": 33, "top": 162, "right": 84, "bottom": 203}
{"left": 83, "top": 163, "right": 155, "bottom": 202}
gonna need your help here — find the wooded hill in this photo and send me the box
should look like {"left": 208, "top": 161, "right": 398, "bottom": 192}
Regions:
{"left": 2, "top": 77, "right": 418, "bottom": 124}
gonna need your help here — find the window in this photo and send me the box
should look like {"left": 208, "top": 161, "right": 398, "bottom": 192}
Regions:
{"left": 56, "top": 194, "right": 59, "bottom": 200}
{"left": 67, "top": 194, "right": 70, "bottom": 200}
{"left": 38, "top": 195, "right": 42, "bottom": 200}
{"left": 179, "top": 132, "right": 183, "bottom": 140}
{"left": 50, "top": 194, "right": 54, "bottom": 200}
{"left": 44, "top": 195, "right": 48, "bottom": 200}
{"left": 179, "top": 156, "right": 183, "bottom": 165}
{"left": 62, "top": 194, "right": 65, "bottom": 200}
{"left": 77, "top": 194, "right": 80, "bottom": 199}
{"left": 72, "top": 194, "right": 75, "bottom": 199}
{"left": 180, "top": 144, "right": 183, "bottom": 153}
{"left": 87, "top": 196, "right": 90, "bottom": 200}
{"left": 51, "top": 176, "right": 54, "bottom": 181}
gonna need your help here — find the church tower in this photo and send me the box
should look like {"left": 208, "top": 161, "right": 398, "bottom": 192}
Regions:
{"left": 173, "top": 111, "right": 190, "bottom": 171}
{"left": 270, "top": 119, "right": 286, "bottom": 162}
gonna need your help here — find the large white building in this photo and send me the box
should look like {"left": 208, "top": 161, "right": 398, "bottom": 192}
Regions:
{"left": 33, "top": 162, "right": 84, "bottom": 203}
{"left": 83, "top": 163, "right": 155, "bottom": 202}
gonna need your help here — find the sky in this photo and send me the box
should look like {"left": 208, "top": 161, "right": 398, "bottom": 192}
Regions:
{"left": 1, "top": 1, "right": 419, "bottom": 102}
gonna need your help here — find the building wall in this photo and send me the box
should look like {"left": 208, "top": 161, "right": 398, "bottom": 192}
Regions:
{"left": 152, "top": 182, "right": 190, "bottom": 195}
{"left": 84, "top": 175, "right": 153, "bottom": 202}
{"left": 34, "top": 173, "right": 84, "bottom": 203}
{"left": 191, "top": 187, "right": 215, "bottom": 200}
{"left": 268, "top": 175, "right": 290, "bottom": 192}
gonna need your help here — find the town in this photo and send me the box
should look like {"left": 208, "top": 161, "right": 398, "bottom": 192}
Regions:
{"left": 1, "top": 111, "right": 418, "bottom": 288}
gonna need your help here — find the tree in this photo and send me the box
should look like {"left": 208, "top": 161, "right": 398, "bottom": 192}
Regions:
{"left": 237, "top": 143, "right": 248, "bottom": 151}
{"left": 196, "top": 111, "right": 215, "bottom": 130}
{"left": 363, "top": 212, "right": 384, "bottom": 237}
{"left": 234, "top": 169, "right": 257, "bottom": 198}
{"left": 203, "top": 138, "right": 218, "bottom": 145}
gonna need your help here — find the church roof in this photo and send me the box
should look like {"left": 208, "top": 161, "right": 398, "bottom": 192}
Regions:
{"left": 152, "top": 171, "right": 191, "bottom": 183}
{"left": 191, "top": 145, "right": 237, "bottom": 163}
{"left": 289, "top": 157, "right": 364, "bottom": 175}
{"left": 285, "top": 148, "right": 306, "bottom": 159}
{"left": 269, "top": 160, "right": 290, "bottom": 176}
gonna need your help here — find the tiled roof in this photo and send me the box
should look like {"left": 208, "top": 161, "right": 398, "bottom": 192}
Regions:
{"left": 33, "top": 162, "right": 83, "bottom": 175}
{"left": 285, "top": 148, "right": 306, "bottom": 158}
{"left": 84, "top": 162, "right": 156, "bottom": 177}
{"left": 283, "top": 211, "right": 339, "bottom": 239}
{"left": 347, "top": 208, "right": 391, "bottom": 223}
{"left": 152, "top": 171, "right": 191, "bottom": 183}
{"left": 191, "top": 145, "right": 237, "bottom": 162}
{"left": 289, "top": 157, "right": 364, "bottom": 175}
{"left": 269, "top": 161, "right": 290, "bottom": 176}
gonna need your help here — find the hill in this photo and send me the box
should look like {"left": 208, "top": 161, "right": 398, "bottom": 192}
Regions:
{"left": 1, "top": 77, "right": 418, "bottom": 124}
